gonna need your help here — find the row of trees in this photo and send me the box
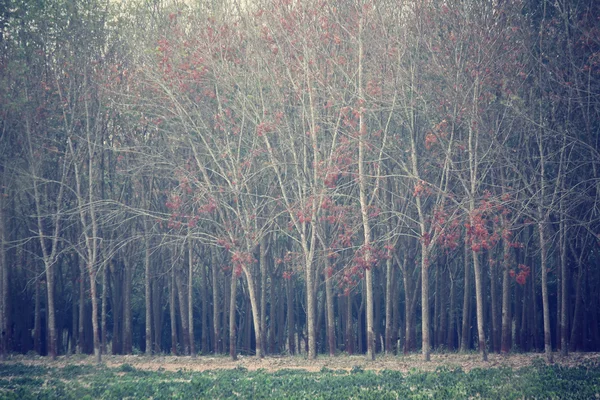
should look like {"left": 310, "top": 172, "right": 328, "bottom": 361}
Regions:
{"left": 0, "top": 0, "right": 599, "bottom": 364}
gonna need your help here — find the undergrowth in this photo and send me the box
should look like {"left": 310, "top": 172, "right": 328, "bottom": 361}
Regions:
{"left": 0, "top": 361, "right": 598, "bottom": 399}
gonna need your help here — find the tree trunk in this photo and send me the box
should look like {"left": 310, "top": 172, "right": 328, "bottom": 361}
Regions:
{"left": 570, "top": 256, "right": 583, "bottom": 352}
{"left": 447, "top": 266, "right": 457, "bottom": 350}
{"left": 385, "top": 256, "right": 393, "bottom": 353}
{"left": 145, "top": 235, "right": 153, "bottom": 355}
{"left": 461, "top": 243, "right": 472, "bottom": 352}
{"left": 229, "top": 272, "right": 238, "bottom": 360}
{"left": 259, "top": 238, "right": 268, "bottom": 355}
{"left": 222, "top": 269, "right": 230, "bottom": 354}
{"left": 490, "top": 258, "right": 500, "bottom": 353}
{"left": 188, "top": 236, "right": 196, "bottom": 357}
{"left": 325, "top": 265, "right": 336, "bottom": 356}
{"left": 212, "top": 250, "right": 221, "bottom": 354}
{"left": 421, "top": 246, "right": 431, "bottom": 361}
{"left": 78, "top": 264, "right": 85, "bottom": 354}
{"left": 306, "top": 255, "right": 317, "bottom": 359}
{"left": 434, "top": 263, "right": 440, "bottom": 349}
{"left": 0, "top": 197, "right": 6, "bottom": 360}
{"left": 472, "top": 250, "right": 488, "bottom": 361}
{"left": 200, "top": 262, "right": 209, "bottom": 354}
{"left": 277, "top": 282, "right": 286, "bottom": 353}
{"left": 438, "top": 265, "right": 448, "bottom": 350}
{"left": 123, "top": 257, "right": 133, "bottom": 354}
{"left": 539, "top": 220, "right": 553, "bottom": 362}
{"left": 101, "top": 261, "right": 108, "bottom": 355}
{"left": 559, "top": 219, "right": 568, "bottom": 356}
{"left": 170, "top": 266, "right": 178, "bottom": 355}
{"left": 89, "top": 267, "right": 101, "bottom": 363}
{"left": 374, "top": 271, "right": 382, "bottom": 353}
{"left": 287, "top": 276, "right": 295, "bottom": 355}
{"left": 153, "top": 278, "right": 163, "bottom": 353}
{"left": 34, "top": 274, "right": 42, "bottom": 355}
{"left": 501, "top": 240, "right": 512, "bottom": 354}
{"left": 110, "top": 259, "right": 123, "bottom": 355}
{"left": 346, "top": 293, "right": 354, "bottom": 355}
{"left": 175, "top": 269, "right": 190, "bottom": 355}
{"left": 243, "top": 265, "right": 263, "bottom": 359}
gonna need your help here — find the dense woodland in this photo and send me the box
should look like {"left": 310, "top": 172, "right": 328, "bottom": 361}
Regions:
{"left": 0, "top": 0, "right": 599, "bottom": 365}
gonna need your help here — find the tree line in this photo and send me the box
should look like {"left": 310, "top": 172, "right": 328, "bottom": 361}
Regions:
{"left": 0, "top": 0, "right": 599, "bottom": 364}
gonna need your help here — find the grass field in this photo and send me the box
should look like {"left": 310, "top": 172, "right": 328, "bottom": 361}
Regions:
{"left": 1, "top": 353, "right": 599, "bottom": 399}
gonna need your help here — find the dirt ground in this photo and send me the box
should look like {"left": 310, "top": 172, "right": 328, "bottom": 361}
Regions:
{"left": 4, "top": 352, "right": 600, "bottom": 373}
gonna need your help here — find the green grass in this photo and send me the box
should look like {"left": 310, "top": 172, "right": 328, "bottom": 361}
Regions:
{"left": 0, "top": 362, "right": 599, "bottom": 399}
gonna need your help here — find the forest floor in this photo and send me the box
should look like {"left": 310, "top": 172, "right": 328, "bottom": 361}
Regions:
{"left": 5, "top": 351, "right": 600, "bottom": 373}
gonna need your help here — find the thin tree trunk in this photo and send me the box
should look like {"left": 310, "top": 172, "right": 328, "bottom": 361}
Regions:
{"left": 559, "top": 216, "right": 568, "bottom": 356}
{"left": 472, "top": 250, "right": 488, "bottom": 361}
{"left": 421, "top": 247, "right": 431, "bottom": 361}
{"left": 325, "top": 264, "right": 336, "bottom": 356}
{"left": 287, "top": 276, "right": 295, "bottom": 355}
{"left": 243, "top": 265, "right": 263, "bottom": 359}
{"left": 78, "top": 264, "right": 85, "bottom": 354}
{"left": 570, "top": 256, "right": 583, "bottom": 352}
{"left": 277, "top": 282, "right": 286, "bottom": 353}
{"left": 212, "top": 250, "right": 221, "bottom": 354}
{"left": 385, "top": 256, "right": 393, "bottom": 353}
{"left": 438, "top": 265, "right": 448, "bottom": 350}
{"left": 101, "top": 261, "right": 108, "bottom": 355}
{"left": 89, "top": 266, "right": 101, "bottom": 363}
{"left": 123, "top": 257, "right": 133, "bottom": 354}
{"left": 110, "top": 260, "right": 123, "bottom": 355}
{"left": 201, "top": 262, "right": 209, "bottom": 354}
{"left": 447, "top": 266, "right": 456, "bottom": 350}
{"left": 145, "top": 235, "right": 153, "bottom": 355}
{"left": 153, "top": 278, "right": 163, "bottom": 353}
{"left": 501, "top": 240, "right": 512, "bottom": 354}
{"left": 175, "top": 268, "right": 190, "bottom": 355}
{"left": 346, "top": 293, "right": 354, "bottom": 355}
{"left": 0, "top": 195, "right": 6, "bottom": 360}
{"left": 357, "top": 14, "right": 375, "bottom": 361}
{"left": 170, "top": 266, "right": 178, "bottom": 355}
{"left": 490, "top": 258, "right": 500, "bottom": 353}
{"left": 34, "top": 273, "right": 42, "bottom": 355}
{"left": 461, "top": 245, "right": 472, "bottom": 352}
{"left": 188, "top": 236, "right": 196, "bottom": 357}
{"left": 259, "top": 238, "right": 268, "bottom": 355}
{"left": 434, "top": 263, "right": 440, "bottom": 349}
{"left": 539, "top": 220, "right": 553, "bottom": 362}
{"left": 229, "top": 272, "right": 238, "bottom": 360}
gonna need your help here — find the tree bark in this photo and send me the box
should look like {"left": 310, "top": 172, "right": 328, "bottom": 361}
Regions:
{"left": 501, "top": 240, "right": 512, "bottom": 354}
{"left": 421, "top": 247, "right": 431, "bottom": 361}
{"left": 490, "top": 258, "right": 500, "bottom": 353}
{"left": 188, "top": 235, "right": 196, "bottom": 357}
{"left": 472, "top": 250, "right": 488, "bottom": 361}
{"left": 559, "top": 215, "right": 568, "bottom": 356}
{"left": 170, "top": 265, "right": 178, "bottom": 355}
{"left": 286, "top": 276, "right": 295, "bottom": 355}
{"left": 539, "top": 220, "right": 553, "bottom": 362}
{"left": 259, "top": 237, "right": 268, "bottom": 355}
{"left": 242, "top": 264, "right": 263, "bottom": 359}
{"left": 211, "top": 250, "right": 221, "bottom": 354}
{"left": 101, "top": 260, "right": 108, "bottom": 355}
{"left": 0, "top": 193, "right": 5, "bottom": 360}
{"left": 175, "top": 268, "right": 190, "bottom": 355}
{"left": 229, "top": 272, "right": 238, "bottom": 360}
{"left": 461, "top": 245, "right": 472, "bottom": 352}
{"left": 385, "top": 256, "right": 393, "bottom": 353}
{"left": 123, "top": 257, "right": 133, "bottom": 354}
{"left": 325, "top": 263, "right": 336, "bottom": 356}
{"left": 89, "top": 265, "right": 101, "bottom": 364}
{"left": 346, "top": 292, "right": 354, "bottom": 355}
